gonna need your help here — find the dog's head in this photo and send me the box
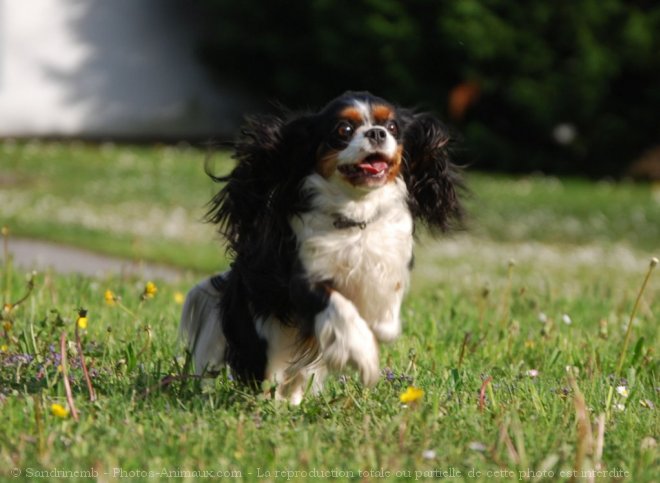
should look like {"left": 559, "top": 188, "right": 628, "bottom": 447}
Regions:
{"left": 313, "top": 92, "right": 404, "bottom": 190}
{"left": 293, "top": 91, "right": 463, "bottom": 228}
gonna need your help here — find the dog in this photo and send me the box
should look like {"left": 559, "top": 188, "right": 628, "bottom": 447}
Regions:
{"left": 180, "top": 91, "right": 463, "bottom": 403}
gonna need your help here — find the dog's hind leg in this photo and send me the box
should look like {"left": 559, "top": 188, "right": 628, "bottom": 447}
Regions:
{"left": 179, "top": 274, "right": 228, "bottom": 376}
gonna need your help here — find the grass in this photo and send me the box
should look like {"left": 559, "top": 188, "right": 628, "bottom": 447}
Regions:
{"left": 0, "top": 141, "right": 659, "bottom": 481}
{"left": 0, "top": 249, "right": 657, "bottom": 481}
{"left": 1, "top": 140, "right": 223, "bottom": 273}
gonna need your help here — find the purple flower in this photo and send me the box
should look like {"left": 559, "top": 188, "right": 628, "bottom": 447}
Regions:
{"left": 2, "top": 353, "right": 34, "bottom": 366}
{"left": 383, "top": 367, "right": 395, "bottom": 382}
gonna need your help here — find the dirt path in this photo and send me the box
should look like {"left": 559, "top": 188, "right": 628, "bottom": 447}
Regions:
{"left": 6, "top": 238, "right": 184, "bottom": 281}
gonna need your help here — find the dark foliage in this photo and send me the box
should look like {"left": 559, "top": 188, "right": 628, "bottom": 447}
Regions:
{"left": 196, "top": 0, "right": 660, "bottom": 177}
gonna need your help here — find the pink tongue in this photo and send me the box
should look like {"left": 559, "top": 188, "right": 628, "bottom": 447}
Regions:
{"left": 358, "top": 161, "right": 388, "bottom": 174}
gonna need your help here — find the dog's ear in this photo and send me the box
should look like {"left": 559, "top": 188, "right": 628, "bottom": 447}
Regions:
{"left": 206, "top": 113, "right": 318, "bottom": 255}
{"left": 401, "top": 112, "right": 464, "bottom": 232}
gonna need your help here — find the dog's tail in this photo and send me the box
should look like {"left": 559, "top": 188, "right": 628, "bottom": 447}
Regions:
{"left": 179, "top": 273, "right": 228, "bottom": 376}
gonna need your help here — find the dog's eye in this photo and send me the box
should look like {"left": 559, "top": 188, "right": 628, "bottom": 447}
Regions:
{"left": 385, "top": 120, "right": 399, "bottom": 136}
{"left": 337, "top": 122, "right": 354, "bottom": 139}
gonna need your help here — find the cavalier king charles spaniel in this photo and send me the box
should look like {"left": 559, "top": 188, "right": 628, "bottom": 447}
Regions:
{"left": 180, "top": 91, "right": 463, "bottom": 403}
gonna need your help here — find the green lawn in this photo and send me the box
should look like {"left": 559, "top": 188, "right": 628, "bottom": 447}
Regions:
{"left": 2, "top": 141, "right": 659, "bottom": 271}
{"left": 0, "top": 141, "right": 658, "bottom": 481}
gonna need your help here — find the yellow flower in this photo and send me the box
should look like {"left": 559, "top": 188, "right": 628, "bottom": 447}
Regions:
{"left": 104, "top": 289, "right": 116, "bottom": 305}
{"left": 2, "top": 321, "right": 12, "bottom": 332}
{"left": 51, "top": 403, "right": 69, "bottom": 418}
{"left": 174, "top": 291, "right": 185, "bottom": 305}
{"left": 76, "top": 309, "right": 88, "bottom": 329}
{"left": 57, "top": 364, "right": 63, "bottom": 373}
{"left": 400, "top": 386, "right": 424, "bottom": 404}
{"left": 143, "top": 281, "right": 158, "bottom": 299}
{"left": 0, "top": 344, "right": 8, "bottom": 352}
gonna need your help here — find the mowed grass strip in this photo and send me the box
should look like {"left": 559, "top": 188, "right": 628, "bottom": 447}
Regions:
{"left": 2, "top": 140, "right": 659, "bottom": 272}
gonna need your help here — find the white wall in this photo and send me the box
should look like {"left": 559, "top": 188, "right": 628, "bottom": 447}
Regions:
{"left": 0, "top": 0, "right": 243, "bottom": 139}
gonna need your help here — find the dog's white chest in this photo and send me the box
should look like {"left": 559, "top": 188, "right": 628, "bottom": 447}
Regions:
{"left": 291, "top": 177, "right": 413, "bottom": 323}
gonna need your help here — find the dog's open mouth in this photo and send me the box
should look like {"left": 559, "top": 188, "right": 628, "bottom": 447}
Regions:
{"left": 338, "top": 153, "right": 390, "bottom": 179}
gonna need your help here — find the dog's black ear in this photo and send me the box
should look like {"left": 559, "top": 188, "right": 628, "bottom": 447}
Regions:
{"left": 206, "top": 113, "right": 318, "bottom": 256}
{"left": 401, "top": 112, "right": 464, "bottom": 232}
{"left": 206, "top": 114, "right": 284, "bottom": 252}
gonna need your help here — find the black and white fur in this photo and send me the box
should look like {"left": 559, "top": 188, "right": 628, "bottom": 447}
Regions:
{"left": 180, "top": 91, "right": 462, "bottom": 403}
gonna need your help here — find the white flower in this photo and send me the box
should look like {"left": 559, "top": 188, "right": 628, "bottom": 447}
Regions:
{"left": 468, "top": 442, "right": 487, "bottom": 452}
{"left": 616, "top": 386, "right": 629, "bottom": 398}
{"left": 562, "top": 314, "right": 572, "bottom": 325}
{"left": 615, "top": 403, "right": 625, "bottom": 412}
{"left": 526, "top": 369, "right": 539, "bottom": 378}
{"left": 422, "top": 449, "right": 436, "bottom": 460}
{"left": 538, "top": 312, "right": 548, "bottom": 323}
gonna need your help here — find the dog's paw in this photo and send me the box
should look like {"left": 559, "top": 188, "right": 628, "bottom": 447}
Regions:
{"left": 371, "top": 317, "right": 402, "bottom": 343}
{"left": 316, "top": 292, "right": 380, "bottom": 386}
{"left": 353, "top": 334, "right": 380, "bottom": 387}
{"left": 274, "top": 376, "right": 305, "bottom": 406}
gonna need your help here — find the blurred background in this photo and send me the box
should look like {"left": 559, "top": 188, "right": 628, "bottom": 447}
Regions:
{"left": 2, "top": 0, "right": 659, "bottom": 178}
{"left": 1, "top": 0, "right": 658, "bottom": 277}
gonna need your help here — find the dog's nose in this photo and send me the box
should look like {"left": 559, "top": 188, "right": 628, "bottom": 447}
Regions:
{"left": 364, "top": 127, "right": 387, "bottom": 146}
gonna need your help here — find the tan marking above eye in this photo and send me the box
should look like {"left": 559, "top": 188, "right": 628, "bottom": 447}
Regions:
{"left": 372, "top": 104, "right": 393, "bottom": 123}
{"left": 339, "top": 106, "right": 365, "bottom": 124}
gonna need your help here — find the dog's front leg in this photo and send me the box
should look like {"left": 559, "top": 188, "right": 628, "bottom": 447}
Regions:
{"left": 290, "top": 276, "right": 379, "bottom": 387}
{"left": 316, "top": 290, "right": 380, "bottom": 386}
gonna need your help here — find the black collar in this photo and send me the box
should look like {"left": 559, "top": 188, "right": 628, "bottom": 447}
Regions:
{"left": 332, "top": 211, "right": 380, "bottom": 230}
